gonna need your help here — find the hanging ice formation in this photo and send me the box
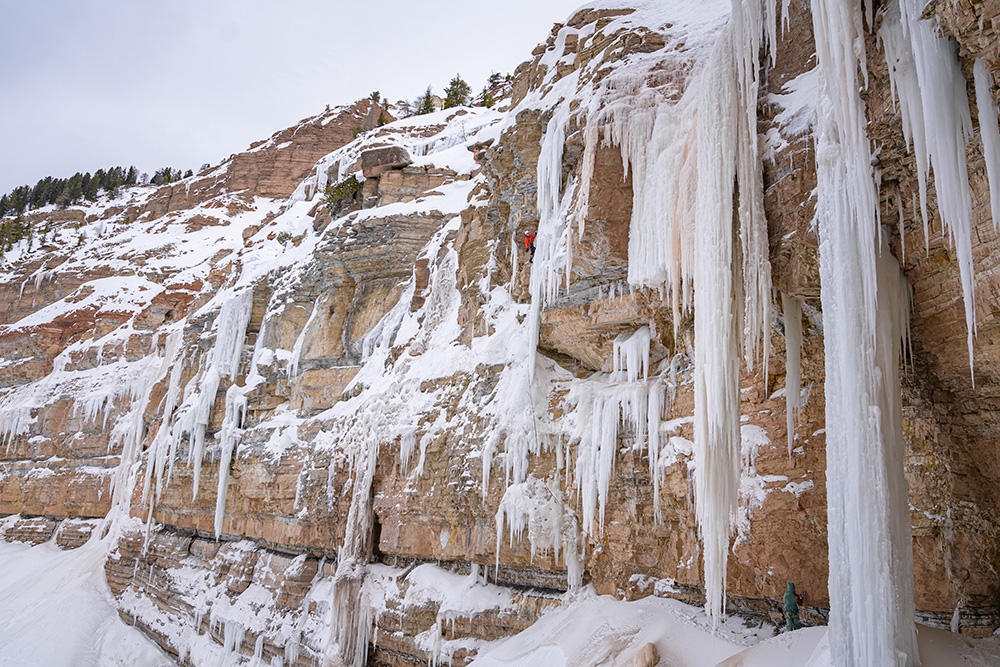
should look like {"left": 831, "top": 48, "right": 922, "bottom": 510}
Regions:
{"left": 327, "top": 434, "right": 378, "bottom": 667}
{"left": 494, "top": 476, "right": 583, "bottom": 589}
{"left": 811, "top": 0, "right": 919, "bottom": 663}
{"left": 106, "top": 332, "right": 188, "bottom": 516}
{"left": 524, "top": 0, "right": 776, "bottom": 626}
{"left": 780, "top": 293, "right": 802, "bottom": 461}
{"left": 132, "top": 289, "right": 255, "bottom": 538}
{"left": 880, "top": 0, "right": 981, "bottom": 377}
{"left": 974, "top": 59, "right": 1000, "bottom": 234}
{"left": 570, "top": 326, "right": 668, "bottom": 539}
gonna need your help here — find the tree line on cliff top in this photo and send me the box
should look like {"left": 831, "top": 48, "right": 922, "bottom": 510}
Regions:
{"left": 0, "top": 165, "right": 199, "bottom": 220}
{"left": 0, "top": 165, "right": 195, "bottom": 253}
{"left": 395, "top": 72, "right": 512, "bottom": 118}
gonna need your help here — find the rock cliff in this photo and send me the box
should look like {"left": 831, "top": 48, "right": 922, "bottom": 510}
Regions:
{"left": 1, "top": 1, "right": 1000, "bottom": 665}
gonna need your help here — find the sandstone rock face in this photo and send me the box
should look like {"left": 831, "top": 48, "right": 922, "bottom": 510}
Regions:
{"left": 2, "top": 2, "right": 1000, "bottom": 665}
{"left": 139, "top": 99, "right": 388, "bottom": 219}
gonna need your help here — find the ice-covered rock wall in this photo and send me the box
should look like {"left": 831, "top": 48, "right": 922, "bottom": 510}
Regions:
{"left": 2, "top": 1, "right": 1000, "bottom": 665}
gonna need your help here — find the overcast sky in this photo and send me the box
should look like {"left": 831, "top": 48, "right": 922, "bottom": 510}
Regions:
{"left": 0, "top": 0, "right": 585, "bottom": 195}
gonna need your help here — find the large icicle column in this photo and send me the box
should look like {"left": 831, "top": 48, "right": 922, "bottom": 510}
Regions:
{"left": 692, "top": 30, "right": 743, "bottom": 627}
{"left": 811, "top": 0, "right": 919, "bottom": 664}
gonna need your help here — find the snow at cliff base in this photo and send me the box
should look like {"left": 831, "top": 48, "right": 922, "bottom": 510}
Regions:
{"left": 0, "top": 532, "right": 172, "bottom": 667}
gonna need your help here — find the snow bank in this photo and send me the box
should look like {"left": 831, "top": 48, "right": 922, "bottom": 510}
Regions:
{"left": 0, "top": 535, "right": 171, "bottom": 667}
{"left": 468, "top": 591, "right": 770, "bottom": 667}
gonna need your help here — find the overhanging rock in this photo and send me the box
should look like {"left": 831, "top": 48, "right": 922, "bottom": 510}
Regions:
{"left": 361, "top": 145, "right": 413, "bottom": 178}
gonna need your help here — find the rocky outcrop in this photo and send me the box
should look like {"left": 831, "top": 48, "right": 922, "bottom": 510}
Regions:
{"left": 360, "top": 146, "right": 413, "bottom": 178}
{"left": 139, "top": 99, "right": 388, "bottom": 219}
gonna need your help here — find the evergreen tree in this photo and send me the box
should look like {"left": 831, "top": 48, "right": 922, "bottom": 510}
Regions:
{"left": 48, "top": 178, "right": 65, "bottom": 206}
{"left": 83, "top": 172, "right": 100, "bottom": 200}
{"left": 184, "top": 169, "right": 193, "bottom": 179}
{"left": 126, "top": 166, "right": 138, "bottom": 186}
{"left": 0, "top": 217, "right": 30, "bottom": 253}
{"left": 103, "top": 167, "right": 123, "bottom": 193}
{"left": 418, "top": 86, "right": 436, "bottom": 115}
{"left": 10, "top": 186, "right": 30, "bottom": 215}
{"left": 0, "top": 194, "right": 8, "bottom": 217}
{"left": 66, "top": 173, "right": 83, "bottom": 203}
{"left": 30, "top": 178, "right": 49, "bottom": 210}
{"left": 443, "top": 74, "right": 471, "bottom": 108}
{"left": 151, "top": 167, "right": 177, "bottom": 185}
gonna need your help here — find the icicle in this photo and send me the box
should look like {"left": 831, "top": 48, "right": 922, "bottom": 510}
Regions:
{"left": 691, "top": 29, "right": 742, "bottom": 627}
{"left": 881, "top": 4, "right": 931, "bottom": 249}
{"left": 875, "top": 235, "right": 918, "bottom": 662}
{"left": 214, "top": 385, "right": 248, "bottom": 539}
{"left": 974, "top": 59, "right": 1000, "bottom": 231}
{"left": 107, "top": 335, "right": 183, "bottom": 514}
{"left": 896, "top": 190, "right": 907, "bottom": 266}
{"left": 882, "top": 0, "right": 978, "bottom": 378}
{"left": 175, "top": 289, "right": 253, "bottom": 500}
{"left": 781, "top": 293, "right": 802, "bottom": 462}
{"left": 612, "top": 326, "right": 650, "bottom": 382}
{"left": 526, "top": 107, "right": 572, "bottom": 381}
{"left": 142, "top": 330, "right": 186, "bottom": 511}
{"left": 326, "top": 435, "right": 377, "bottom": 667}
{"left": 812, "top": 0, "right": 919, "bottom": 662}
{"left": 647, "top": 379, "right": 665, "bottom": 522}
{"left": 731, "top": 0, "right": 775, "bottom": 374}
{"left": 581, "top": 391, "right": 620, "bottom": 535}
{"left": 568, "top": 95, "right": 603, "bottom": 244}
{"left": 494, "top": 477, "right": 566, "bottom": 568}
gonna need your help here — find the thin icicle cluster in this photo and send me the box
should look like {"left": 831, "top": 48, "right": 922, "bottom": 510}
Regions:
{"left": 494, "top": 476, "right": 583, "bottom": 589}
{"left": 812, "top": 0, "right": 919, "bottom": 662}
{"left": 570, "top": 327, "right": 668, "bottom": 538}
{"left": 526, "top": 107, "right": 574, "bottom": 381}
{"left": 881, "top": 0, "right": 978, "bottom": 376}
{"left": 141, "top": 331, "right": 187, "bottom": 517}
{"left": 730, "top": 0, "right": 774, "bottom": 375}
{"left": 175, "top": 289, "right": 254, "bottom": 502}
{"left": 613, "top": 326, "right": 651, "bottom": 382}
{"left": 327, "top": 435, "right": 378, "bottom": 667}
{"left": 106, "top": 337, "right": 186, "bottom": 515}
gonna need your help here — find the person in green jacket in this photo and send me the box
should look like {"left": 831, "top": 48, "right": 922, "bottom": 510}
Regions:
{"left": 784, "top": 582, "right": 803, "bottom": 631}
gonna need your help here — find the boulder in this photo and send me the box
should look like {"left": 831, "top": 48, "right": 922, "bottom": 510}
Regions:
{"left": 361, "top": 145, "right": 413, "bottom": 178}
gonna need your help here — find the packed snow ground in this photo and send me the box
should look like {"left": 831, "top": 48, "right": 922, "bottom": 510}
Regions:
{"left": 0, "top": 519, "right": 172, "bottom": 667}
